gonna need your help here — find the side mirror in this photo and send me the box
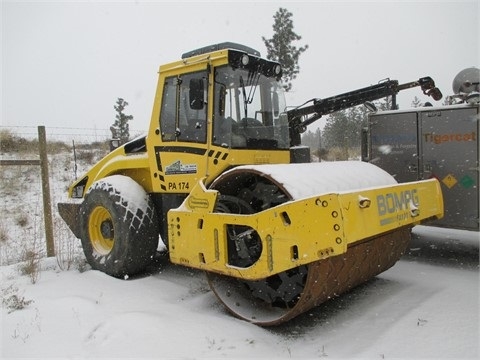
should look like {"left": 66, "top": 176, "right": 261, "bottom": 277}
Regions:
{"left": 189, "top": 78, "right": 205, "bottom": 110}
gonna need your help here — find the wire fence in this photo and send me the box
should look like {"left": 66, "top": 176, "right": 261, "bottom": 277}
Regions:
{"left": 0, "top": 125, "right": 126, "bottom": 268}
{"left": 1, "top": 125, "right": 145, "bottom": 142}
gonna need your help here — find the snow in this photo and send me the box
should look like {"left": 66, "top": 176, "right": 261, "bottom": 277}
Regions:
{"left": 1, "top": 226, "right": 478, "bottom": 359}
{"left": 223, "top": 162, "right": 397, "bottom": 200}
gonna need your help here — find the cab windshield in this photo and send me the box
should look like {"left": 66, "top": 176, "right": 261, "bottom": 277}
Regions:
{"left": 213, "top": 66, "right": 289, "bottom": 149}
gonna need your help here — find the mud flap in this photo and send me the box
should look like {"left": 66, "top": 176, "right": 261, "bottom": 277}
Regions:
{"left": 58, "top": 202, "right": 82, "bottom": 238}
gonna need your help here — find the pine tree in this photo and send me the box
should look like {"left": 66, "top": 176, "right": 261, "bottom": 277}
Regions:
{"left": 321, "top": 105, "right": 368, "bottom": 159}
{"left": 375, "top": 96, "right": 394, "bottom": 111}
{"left": 411, "top": 96, "right": 423, "bottom": 108}
{"left": 262, "top": 8, "right": 308, "bottom": 92}
{"left": 112, "top": 98, "right": 133, "bottom": 144}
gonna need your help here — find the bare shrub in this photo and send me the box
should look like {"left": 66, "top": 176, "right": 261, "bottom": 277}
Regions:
{"left": 1, "top": 284, "right": 34, "bottom": 313}
{"left": 19, "top": 249, "right": 41, "bottom": 284}
{"left": 0, "top": 128, "right": 68, "bottom": 154}
{"left": 0, "top": 222, "right": 8, "bottom": 244}
{"left": 46, "top": 140, "right": 69, "bottom": 154}
{"left": 90, "top": 141, "right": 110, "bottom": 152}
{"left": 0, "top": 129, "right": 19, "bottom": 153}
{"left": 0, "top": 222, "right": 10, "bottom": 266}
{"left": 54, "top": 217, "right": 85, "bottom": 271}
{"left": 17, "top": 225, "right": 43, "bottom": 284}
{"left": 15, "top": 213, "right": 29, "bottom": 228}
{"left": 76, "top": 151, "right": 95, "bottom": 165}
{"left": 0, "top": 129, "right": 36, "bottom": 153}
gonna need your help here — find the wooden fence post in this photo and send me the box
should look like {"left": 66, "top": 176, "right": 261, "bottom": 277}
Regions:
{"left": 38, "top": 126, "right": 55, "bottom": 257}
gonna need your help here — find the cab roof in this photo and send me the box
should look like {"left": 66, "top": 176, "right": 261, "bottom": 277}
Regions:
{"left": 181, "top": 42, "right": 261, "bottom": 59}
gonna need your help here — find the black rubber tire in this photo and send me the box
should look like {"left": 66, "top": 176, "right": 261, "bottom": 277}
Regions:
{"left": 79, "top": 175, "right": 159, "bottom": 278}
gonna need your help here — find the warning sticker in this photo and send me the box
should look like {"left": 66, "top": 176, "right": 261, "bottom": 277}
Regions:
{"left": 442, "top": 174, "right": 457, "bottom": 189}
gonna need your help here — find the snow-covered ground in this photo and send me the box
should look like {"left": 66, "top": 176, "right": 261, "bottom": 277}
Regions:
{"left": 1, "top": 225, "right": 478, "bottom": 359}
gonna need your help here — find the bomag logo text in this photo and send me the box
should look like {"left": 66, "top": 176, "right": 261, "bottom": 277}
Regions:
{"left": 377, "top": 189, "right": 419, "bottom": 224}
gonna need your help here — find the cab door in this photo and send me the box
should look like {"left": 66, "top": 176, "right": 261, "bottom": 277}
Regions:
{"left": 153, "top": 70, "right": 209, "bottom": 193}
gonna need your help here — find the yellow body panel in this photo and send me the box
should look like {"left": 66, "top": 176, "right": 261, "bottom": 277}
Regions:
{"left": 168, "top": 178, "right": 443, "bottom": 280}
{"left": 149, "top": 146, "right": 291, "bottom": 193}
{"left": 67, "top": 149, "right": 152, "bottom": 197}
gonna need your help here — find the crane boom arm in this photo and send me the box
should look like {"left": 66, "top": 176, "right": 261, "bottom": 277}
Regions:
{"left": 287, "top": 76, "right": 442, "bottom": 146}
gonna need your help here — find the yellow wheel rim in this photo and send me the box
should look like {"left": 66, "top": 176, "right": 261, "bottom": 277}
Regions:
{"left": 88, "top": 206, "right": 114, "bottom": 255}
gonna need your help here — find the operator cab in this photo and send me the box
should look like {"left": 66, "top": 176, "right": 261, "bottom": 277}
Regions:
{"left": 146, "top": 43, "right": 297, "bottom": 196}
{"left": 161, "top": 42, "right": 290, "bottom": 150}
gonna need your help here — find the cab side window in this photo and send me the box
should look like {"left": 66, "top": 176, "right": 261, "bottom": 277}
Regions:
{"left": 160, "top": 77, "right": 177, "bottom": 141}
{"left": 159, "top": 71, "right": 208, "bottom": 143}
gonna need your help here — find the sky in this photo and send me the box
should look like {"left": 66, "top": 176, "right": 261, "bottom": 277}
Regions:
{"left": 1, "top": 0, "right": 479, "bottom": 140}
